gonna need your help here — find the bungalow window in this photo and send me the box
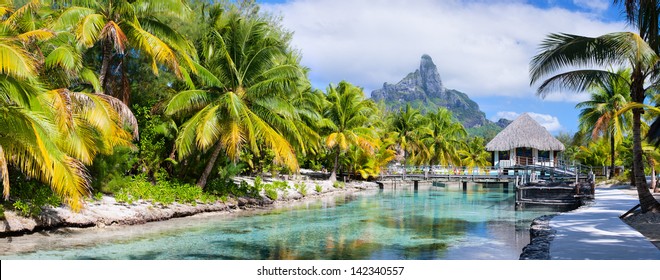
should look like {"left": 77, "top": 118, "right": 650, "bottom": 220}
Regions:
{"left": 516, "top": 147, "right": 532, "bottom": 158}
{"left": 538, "top": 150, "right": 550, "bottom": 160}
{"left": 500, "top": 151, "right": 510, "bottom": 160}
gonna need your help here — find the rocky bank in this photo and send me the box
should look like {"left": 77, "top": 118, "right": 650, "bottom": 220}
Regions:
{"left": 0, "top": 179, "right": 378, "bottom": 237}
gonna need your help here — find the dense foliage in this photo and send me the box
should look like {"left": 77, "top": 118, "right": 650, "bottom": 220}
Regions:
{"left": 0, "top": 0, "right": 495, "bottom": 216}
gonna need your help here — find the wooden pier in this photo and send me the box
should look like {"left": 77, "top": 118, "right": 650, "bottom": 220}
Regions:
{"left": 374, "top": 163, "right": 596, "bottom": 210}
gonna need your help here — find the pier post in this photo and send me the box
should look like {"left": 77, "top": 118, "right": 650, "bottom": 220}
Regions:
{"left": 462, "top": 181, "right": 467, "bottom": 190}
{"left": 413, "top": 180, "right": 419, "bottom": 190}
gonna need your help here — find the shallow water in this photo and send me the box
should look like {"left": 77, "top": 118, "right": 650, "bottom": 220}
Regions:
{"left": 0, "top": 183, "right": 553, "bottom": 260}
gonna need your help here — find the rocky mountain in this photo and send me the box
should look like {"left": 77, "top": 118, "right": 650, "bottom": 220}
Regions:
{"left": 371, "top": 54, "right": 492, "bottom": 129}
{"left": 496, "top": 118, "right": 512, "bottom": 128}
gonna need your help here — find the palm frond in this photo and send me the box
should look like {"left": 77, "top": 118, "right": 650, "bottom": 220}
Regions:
{"left": 530, "top": 32, "right": 656, "bottom": 86}
{"left": 123, "top": 21, "right": 180, "bottom": 76}
{"left": 164, "top": 89, "right": 212, "bottom": 116}
{"left": 76, "top": 13, "right": 105, "bottom": 47}
{"left": 44, "top": 45, "right": 80, "bottom": 73}
{"left": 536, "top": 70, "right": 619, "bottom": 97}
{"left": 16, "top": 29, "right": 55, "bottom": 42}
{"left": 0, "top": 40, "right": 37, "bottom": 80}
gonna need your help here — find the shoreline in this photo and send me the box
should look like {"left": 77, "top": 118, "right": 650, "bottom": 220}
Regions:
{"left": 0, "top": 178, "right": 379, "bottom": 238}
{"left": 520, "top": 183, "right": 660, "bottom": 259}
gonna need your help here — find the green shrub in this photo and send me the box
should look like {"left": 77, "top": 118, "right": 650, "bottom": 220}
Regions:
{"left": 333, "top": 181, "right": 345, "bottom": 189}
{"left": 109, "top": 175, "right": 221, "bottom": 205}
{"left": 265, "top": 188, "right": 278, "bottom": 200}
{"left": 315, "top": 183, "right": 323, "bottom": 193}
{"left": 272, "top": 180, "right": 289, "bottom": 190}
{"left": 12, "top": 200, "right": 40, "bottom": 217}
{"left": 0, "top": 205, "right": 5, "bottom": 220}
{"left": 294, "top": 182, "right": 307, "bottom": 196}
{"left": 5, "top": 179, "right": 62, "bottom": 217}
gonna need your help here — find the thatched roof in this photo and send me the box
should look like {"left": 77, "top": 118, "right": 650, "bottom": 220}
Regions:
{"left": 486, "top": 113, "right": 564, "bottom": 151}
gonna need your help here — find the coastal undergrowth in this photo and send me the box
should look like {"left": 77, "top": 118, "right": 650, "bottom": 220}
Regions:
{"left": 107, "top": 173, "right": 222, "bottom": 205}
{"left": 2, "top": 176, "right": 62, "bottom": 218}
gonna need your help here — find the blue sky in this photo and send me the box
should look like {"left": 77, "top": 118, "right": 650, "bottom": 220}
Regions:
{"left": 257, "top": 0, "right": 631, "bottom": 134}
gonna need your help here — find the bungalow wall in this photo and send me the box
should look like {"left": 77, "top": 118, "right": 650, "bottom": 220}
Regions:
{"left": 492, "top": 148, "right": 560, "bottom": 167}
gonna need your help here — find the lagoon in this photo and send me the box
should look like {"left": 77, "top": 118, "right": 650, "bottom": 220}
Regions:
{"left": 0, "top": 183, "right": 553, "bottom": 260}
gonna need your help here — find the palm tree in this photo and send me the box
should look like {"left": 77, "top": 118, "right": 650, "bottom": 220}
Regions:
{"left": 575, "top": 138, "right": 611, "bottom": 167}
{"left": 421, "top": 108, "right": 466, "bottom": 167}
{"left": 50, "top": 0, "right": 196, "bottom": 104}
{"left": 530, "top": 31, "right": 660, "bottom": 212}
{"left": 164, "top": 6, "right": 304, "bottom": 189}
{"left": 0, "top": 5, "right": 91, "bottom": 210}
{"left": 389, "top": 104, "right": 423, "bottom": 179}
{"left": 576, "top": 68, "right": 632, "bottom": 178}
{"left": 458, "top": 137, "right": 490, "bottom": 173}
{"left": 323, "top": 81, "right": 377, "bottom": 182}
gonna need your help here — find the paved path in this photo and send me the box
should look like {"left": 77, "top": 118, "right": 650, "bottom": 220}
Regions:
{"left": 549, "top": 188, "right": 660, "bottom": 260}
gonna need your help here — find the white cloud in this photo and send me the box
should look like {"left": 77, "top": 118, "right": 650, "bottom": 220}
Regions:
{"left": 492, "top": 111, "right": 563, "bottom": 132}
{"left": 262, "top": 0, "right": 628, "bottom": 102}
{"left": 573, "top": 0, "right": 609, "bottom": 13}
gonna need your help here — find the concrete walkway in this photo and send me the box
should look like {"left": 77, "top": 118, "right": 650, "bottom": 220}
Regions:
{"left": 549, "top": 188, "right": 660, "bottom": 260}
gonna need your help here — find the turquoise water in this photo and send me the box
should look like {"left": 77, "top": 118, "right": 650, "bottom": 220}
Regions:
{"left": 0, "top": 184, "right": 553, "bottom": 260}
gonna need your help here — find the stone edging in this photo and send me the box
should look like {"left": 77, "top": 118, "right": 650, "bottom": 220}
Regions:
{"left": 519, "top": 214, "right": 557, "bottom": 260}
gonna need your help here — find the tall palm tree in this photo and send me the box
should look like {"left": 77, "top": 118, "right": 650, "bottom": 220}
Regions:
{"left": 389, "top": 104, "right": 423, "bottom": 179}
{"left": 164, "top": 6, "right": 304, "bottom": 189}
{"left": 50, "top": 0, "right": 196, "bottom": 104}
{"left": 421, "top": 108, "right": 466, "bottom": 167}
{"left": 323, "top": 81, "right": 377, "bottom": 182}
{"left": 576, "top": 68, "right": 632, "bottom": 178}
{"left": 530, "top": 31, "right": 660, "bottom": 212}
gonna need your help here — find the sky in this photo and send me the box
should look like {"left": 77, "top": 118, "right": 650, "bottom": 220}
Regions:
{"left": 257, "top": 0, "right": 632, "bottom": 134}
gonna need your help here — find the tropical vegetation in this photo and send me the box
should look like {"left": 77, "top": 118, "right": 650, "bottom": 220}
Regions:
{"left": 530, "top": 0, "right": 660, "bottom": 212}
{"left": 3, "top": 0, "right": 658, "bottom": 219}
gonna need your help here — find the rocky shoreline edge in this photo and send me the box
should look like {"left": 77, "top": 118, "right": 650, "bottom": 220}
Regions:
{"left": 1, "top": 180, "right": 378, "bottom": 238}
{"left": 519, "top": 215, "right": 557, "bottom": 260}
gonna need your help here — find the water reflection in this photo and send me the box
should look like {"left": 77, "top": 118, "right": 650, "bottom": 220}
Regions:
{"left": 1, "top": 184, "right": 553, "bottom": 260}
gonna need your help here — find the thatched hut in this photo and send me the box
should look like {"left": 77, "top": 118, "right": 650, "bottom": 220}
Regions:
{"left": 486, "top": 113, "right": 564, "bottom": 167}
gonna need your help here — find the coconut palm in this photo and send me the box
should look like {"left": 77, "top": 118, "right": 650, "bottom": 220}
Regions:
{"left": 530, "top": 31, "right": 660, "bottom": 212}
{"left": 50, "top": 0, "right": 195, "bottom": 104}
{"left": 576, "top": 68, "right": 632, "bottom": 178}
{"left": 389, "top": 104, "right": 423, "bottom": 179}
{"left": 421, "top": 108, "right": 466, "bottom": 167}
{"left": 323, "top": 81, "right": 377, "bottom": 182}
{"left": 164, "top": 6, "right": 304, "bottom": 188}
{"left": 0, "top": 7, "right": 91, "bottom": 210}
{"left": 457, "top": 137, "right": 490, "bottom": 172}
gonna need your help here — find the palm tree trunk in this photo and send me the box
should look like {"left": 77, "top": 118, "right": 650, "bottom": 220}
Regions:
{"left": 197, "top": 142, "right": 223, "bottom": 189}
{"left": 403, "top": 149, "right": 407, "bottom": 180}
{"left": 632, "top": 106, "right": 660, "bottom": 212}
{"left": 610, "top": 134, "right": 615, "bottom": 179}
{"left": 330, "top": 147, "right": 339, "bottom": 182}
{"left": 99, "top": 41, "right": 112, "bottom": 94}
{"left": 119, "top": 57, "right": 130, "bottom": 105}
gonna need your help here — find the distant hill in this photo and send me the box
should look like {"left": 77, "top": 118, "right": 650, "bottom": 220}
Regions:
{"left": 371, "top": 54, "right": 505, "bottom": 136}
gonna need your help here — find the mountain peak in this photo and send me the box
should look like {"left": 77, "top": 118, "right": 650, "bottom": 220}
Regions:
{"left": 371, "top": 54, "right": 490, "bottom": 129}
{"left": 418, "top": 55, "right": 444, "bottom": 95}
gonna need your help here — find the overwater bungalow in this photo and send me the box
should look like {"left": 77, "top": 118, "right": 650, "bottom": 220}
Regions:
{"left": 486, "top": 113, "right": 564, "bottom": 168}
